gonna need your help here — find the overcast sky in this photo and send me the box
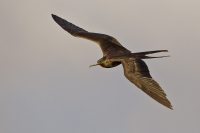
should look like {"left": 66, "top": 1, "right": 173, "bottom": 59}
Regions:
{"left": 1, "top": 0, "right": 200, "bottom": 133}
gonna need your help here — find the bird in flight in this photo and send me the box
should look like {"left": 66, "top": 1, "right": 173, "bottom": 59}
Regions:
{"left": 51, "top": 14, "right": 173, "bottom": 109}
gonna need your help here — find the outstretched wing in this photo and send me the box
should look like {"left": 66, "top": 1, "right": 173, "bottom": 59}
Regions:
{"left": 120, "top": 57, "right": 172, "bottom": 109}
{"left": 52, "top": 14, "right": 130, "bottom": 56}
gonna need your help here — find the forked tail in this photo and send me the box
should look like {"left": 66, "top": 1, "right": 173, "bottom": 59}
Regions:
{"left": 133, "top": 50, "right": 169, "bottom": 59}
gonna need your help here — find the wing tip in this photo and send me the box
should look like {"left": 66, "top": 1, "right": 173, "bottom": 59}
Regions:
{"left": 51, "top": 14, "right": 58, "bottom": 21}
{"left": 168, "top": 106, "right": 173, "bottom": 110}
{"left": 166, "top": 104, "right": 173, "bottom": 110}
{"left": 161, "top": 99, "right": 173, "bottom": 110}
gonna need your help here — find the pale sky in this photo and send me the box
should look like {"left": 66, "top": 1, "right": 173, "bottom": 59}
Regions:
{"left": 1, "top": 0, "right": 200, "bottom": 133}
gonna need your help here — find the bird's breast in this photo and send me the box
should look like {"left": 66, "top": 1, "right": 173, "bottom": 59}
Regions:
{"left": 101, "top": 61, "right": 121, "bottom": 68}
{"left": 100, "top": 57, "right": 121, "bottom": 68}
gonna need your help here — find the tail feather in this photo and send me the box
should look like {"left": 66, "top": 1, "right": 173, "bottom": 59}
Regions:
{"left": 134, "top": 50, "right": 168, "bottom": 55}
{"left": 142, "top": 55, "right": 170, "bottom": 59}
{"left": 133, "top": 50, "right": 169, "bottom": 59}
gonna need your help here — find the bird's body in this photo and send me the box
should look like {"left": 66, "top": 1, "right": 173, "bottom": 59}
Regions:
{"left": 52, "top": 14, "right": 173, "bottom": 109}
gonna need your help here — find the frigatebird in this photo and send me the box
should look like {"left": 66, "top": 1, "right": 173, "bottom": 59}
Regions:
{"left": 51, "top": 14, "right": 173, "bottom": 109}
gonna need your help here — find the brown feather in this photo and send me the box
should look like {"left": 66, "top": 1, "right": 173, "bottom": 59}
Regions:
{"left": 52, "top": 14, "right": 130, "bottom": 56}
{"left": 109, "top": 57, "right": 173, "bottom": 109}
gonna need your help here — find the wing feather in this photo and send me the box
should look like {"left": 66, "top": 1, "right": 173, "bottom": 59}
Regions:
{"left": 117, "top": 57, "right": 173, "bottom": 109}
{"left": 52, "top": 14, "right": 130, "bottom": 55}
{"left": 135, "top": 74, "right": 172, "bottom": 109}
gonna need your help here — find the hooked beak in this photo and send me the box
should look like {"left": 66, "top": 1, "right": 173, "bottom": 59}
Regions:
{"left": 89, "top": 63, "right": 100, "bottom": 68}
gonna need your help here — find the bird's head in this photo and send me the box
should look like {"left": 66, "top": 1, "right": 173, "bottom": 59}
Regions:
{"left": 89, "top": 57, "right": 108, "bottom": 68}
{"left": 97, "top": 57, "right": 106, "bottom": 65}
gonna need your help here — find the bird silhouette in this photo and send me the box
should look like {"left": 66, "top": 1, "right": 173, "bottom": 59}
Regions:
{"left": 51, "top": 14, "right": 173, "bottom": 109}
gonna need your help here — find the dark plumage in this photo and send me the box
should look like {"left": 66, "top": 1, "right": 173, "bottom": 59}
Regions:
{"left": 51, "top": 14, "right": 173, "bottom": 109}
